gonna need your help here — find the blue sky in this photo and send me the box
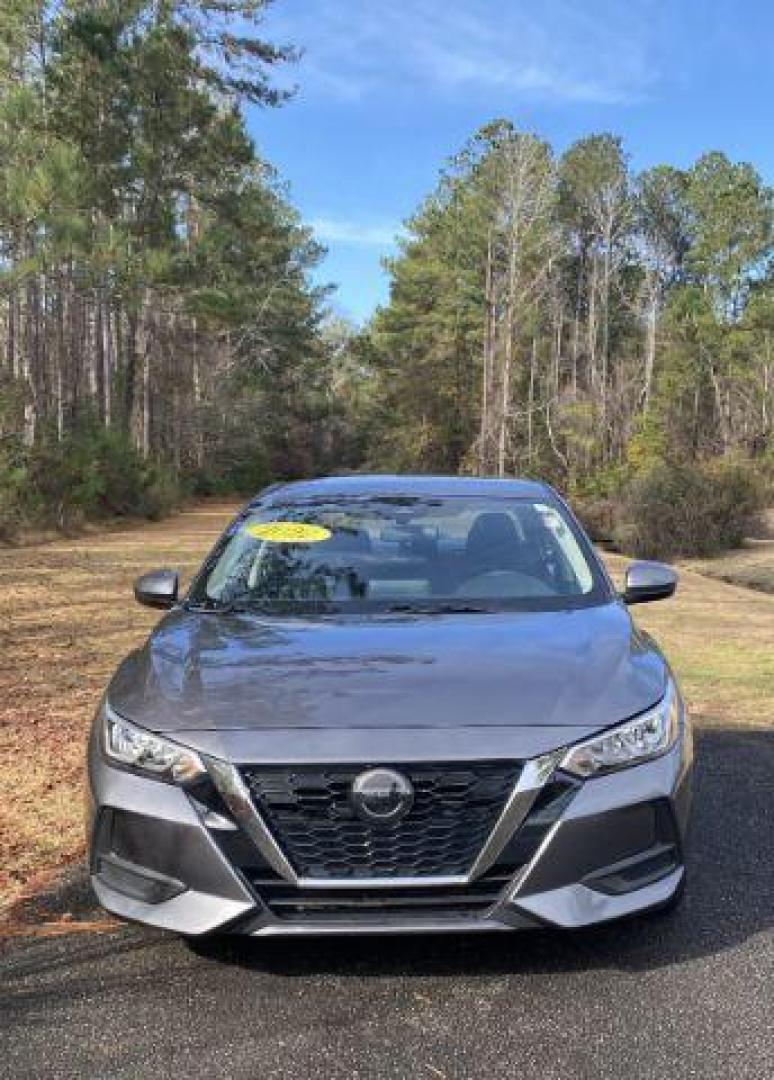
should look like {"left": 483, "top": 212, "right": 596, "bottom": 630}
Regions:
{"left": 249, "top": 0, "right": 773, "bottom": 323}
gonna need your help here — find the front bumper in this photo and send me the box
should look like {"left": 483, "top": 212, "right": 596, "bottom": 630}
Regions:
{"left": 87, "top": 734, "right": 692, "bottom": 937}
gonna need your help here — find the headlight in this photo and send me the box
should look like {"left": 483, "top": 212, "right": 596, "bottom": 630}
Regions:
{"left": 560, "top": 682, "right": 681, "bottom": 778}
{"left": 101, "top": 703, "right": 205, "bottom": 784}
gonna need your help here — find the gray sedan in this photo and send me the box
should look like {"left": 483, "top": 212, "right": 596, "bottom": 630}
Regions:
{"left": 86, "top": 475, "right": 692, "bottom": 938}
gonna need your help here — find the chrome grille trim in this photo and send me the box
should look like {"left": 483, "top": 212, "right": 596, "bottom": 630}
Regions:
{"left": 205, "top": 751, "right": 561, "bottom": 889}
{"left": 467, "top": 751, "right": 563, "bottom": 879}
{"left": 204, "top": 755, "right": 299, "bottom": 884}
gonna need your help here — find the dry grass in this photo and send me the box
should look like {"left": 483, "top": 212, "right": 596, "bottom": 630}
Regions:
{"left": 1, "top": 502, "right": 773, "bottom": 913}
{"left": 682, "top": 538, "right": 774, "bottom": 596}
{"left": 0, "top": 501, "right": 239, "bottom": 912}
{"left": 605, "top": 554, "right": 774, "bottom": 728}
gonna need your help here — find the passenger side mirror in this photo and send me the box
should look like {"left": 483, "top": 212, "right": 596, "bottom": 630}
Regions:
{"left": 134, "top": 569, "right": 179, "bottom": 610}
{"left": 622, "top": 561, "right": 677, "bottom": 605}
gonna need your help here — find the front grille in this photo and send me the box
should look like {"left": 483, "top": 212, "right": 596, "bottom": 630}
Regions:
{"left": 240, "top": 762, "right": 521, "bottom": 879}
{"left": 247, "top": 869, "right": 516, "bottom": 922}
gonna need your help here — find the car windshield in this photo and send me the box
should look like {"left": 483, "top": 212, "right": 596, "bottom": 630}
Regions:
{"left": 189, "top": 495, "right": 609, "bottom": 613}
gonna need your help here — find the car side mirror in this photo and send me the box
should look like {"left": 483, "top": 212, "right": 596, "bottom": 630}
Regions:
{"left": 622, "top": 561, "right": 677, "bottom": 605}
{"left": 134, "top": 569, "right": 179, "bottom": 610}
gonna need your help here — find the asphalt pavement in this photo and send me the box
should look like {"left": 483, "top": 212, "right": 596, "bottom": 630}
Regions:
{"left": 2, "top": 727, "right": 772, "bottom": 1080}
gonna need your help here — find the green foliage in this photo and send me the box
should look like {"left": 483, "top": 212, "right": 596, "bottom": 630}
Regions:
{"left": 558, "top": 132, "right": 630, "bottom": 240}
{"left": 636, "top": 165, "right": 690, "bottom": 273}
{"left": 684, "top": 153, "right": 772, "bottom": 313}
{"left": 0, "top": 0, "right": 347, "bottom": 535}
{"left": 0, "top": 423, "right": 182, "bottom": 536}
{"left": 0, "top": 448, "right": 27, "bottom": 540}
{"left": 193, "top": 440, "right": 271, "bottom": 497}
{"left": 359, "top": 119, "right": 774, "bottom": 544}
{"left": 613, "top": 460, "right": 764, "bottom": 559}
{"left": 366, "top": 122, "right": 562, "bottom": 475}
{"left": 625, "top": 414, "right": 669, "bottom": 472}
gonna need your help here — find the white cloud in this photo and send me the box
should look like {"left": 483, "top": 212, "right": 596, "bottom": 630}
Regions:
{"left": 265, "top": 0, "right": 663, "bottom": 106}
{"left": 311, "top": 217, "right": 399, "bottom": 246}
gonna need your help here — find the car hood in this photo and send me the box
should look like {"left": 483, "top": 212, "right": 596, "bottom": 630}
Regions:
{"left": 107, "top": 602, "right": 667, "bottom": 761}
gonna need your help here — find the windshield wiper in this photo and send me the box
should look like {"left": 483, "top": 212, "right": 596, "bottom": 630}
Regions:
{"left": 187, "top": 597, "right": 344, "bottom": 616}
{"left": 186, "top": 592, "right": 275, "bottom": 614}
{"left": 187, "top": 600, "right": 250, "bottom": 614}
{"left": 384, "top": 602, "right": 491, "bottom": 615}
{"left": 187, "top": 599, "right": 492, "bottom": 616}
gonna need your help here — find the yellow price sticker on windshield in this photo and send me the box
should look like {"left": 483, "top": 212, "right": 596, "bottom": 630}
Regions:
{"left": 244, "top": 521, "right": 332, "bottom": 544}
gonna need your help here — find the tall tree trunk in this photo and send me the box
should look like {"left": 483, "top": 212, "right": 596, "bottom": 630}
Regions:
{"left": 600, "top": 240, "right": 611, "bottom": 454}
{"left": 587, "top": 253, "right": 598, "bottom": 398}
{"left": 527, "top": 335, "right": 537, "bottom": 464}
{"left": 21, "top": 235, "right": 37, "bottom": 446}
{"left": 643, "top": 274, "right": 659, "bottom": 413}
{"left": 191, "top": 316, "right": 203, "bottom": 468}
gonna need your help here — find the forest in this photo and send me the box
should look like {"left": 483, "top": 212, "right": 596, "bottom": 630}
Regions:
{"left": 359, "top": 121, "right": 773, "bottom": 554}
{"left": 1, "top": 2, "right": 772, "bottom": 556}
{"left": 0, "top": 0, "right": 353, "bottom": 531}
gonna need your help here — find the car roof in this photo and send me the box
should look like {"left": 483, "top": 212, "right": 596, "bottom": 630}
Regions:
{"left": 250, "top": 474, "right": 553, "bottom": 506}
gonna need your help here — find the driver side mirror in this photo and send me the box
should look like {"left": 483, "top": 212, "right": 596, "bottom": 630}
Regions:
{"left": 622, "top": 561, "right": 677, "bottom": 605}
{"left": 134, "top": 569, "right": 179, "bottom": 610}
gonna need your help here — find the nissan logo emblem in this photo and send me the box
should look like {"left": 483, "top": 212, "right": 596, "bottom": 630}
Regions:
{"left": 351, "top": 768, "right": 414, "bottom": 824}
